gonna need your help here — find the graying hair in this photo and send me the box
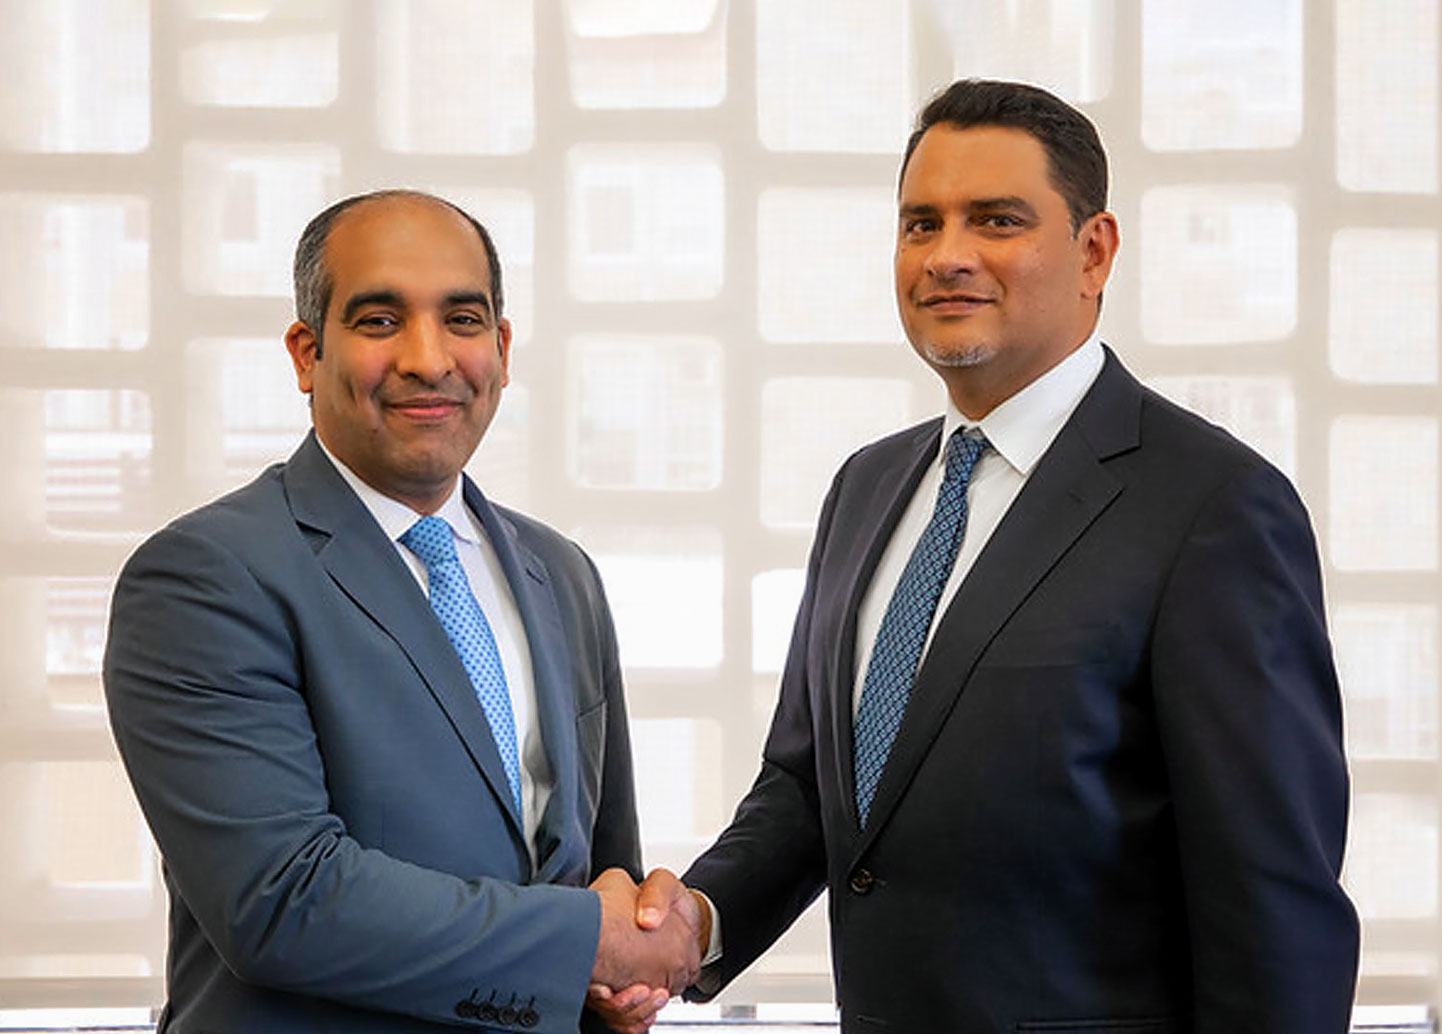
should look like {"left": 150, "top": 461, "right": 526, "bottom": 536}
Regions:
{"left": 292, "top": 189, "right": 505, "bottom": 355}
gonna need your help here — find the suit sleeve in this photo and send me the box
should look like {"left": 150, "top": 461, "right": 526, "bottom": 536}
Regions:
{"left": 680, "top": 465, "right": 844, "bottom": 996}
{"left": 1151, "top": 462, "right": 1359, "bottom": 1032}
{"left": 104, "top": 524, "right": 602, "bottom": 1033}
{"left": 578, "top": 550, "right": 643, "bottom": 885}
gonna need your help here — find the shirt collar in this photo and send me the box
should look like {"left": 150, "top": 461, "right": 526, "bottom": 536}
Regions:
{"left": 313, "top": 436, "right": 475, "bottom": 545}
{"left": 939, "top": 331, "right": 1105, "bottom": 476}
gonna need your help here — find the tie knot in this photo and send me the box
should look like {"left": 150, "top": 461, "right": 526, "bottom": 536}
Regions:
{"left": 946, "top": 428, "right": 989, "bottom": 484}
{"left": 400, "top": 515, "right": 459, "bottom": 571}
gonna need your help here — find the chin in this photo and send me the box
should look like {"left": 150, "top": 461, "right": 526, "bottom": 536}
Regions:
{"left": 919, "top": 339, "right": 996, "bottom": 369}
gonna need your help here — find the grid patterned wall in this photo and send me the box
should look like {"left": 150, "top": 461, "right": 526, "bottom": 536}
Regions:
{"left": 0, "top": 0, "right": 1436, "bottom": 1015}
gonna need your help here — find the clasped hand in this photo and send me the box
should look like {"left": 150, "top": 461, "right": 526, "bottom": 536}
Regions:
{"left": 588, "top": 867, "right": 707, "bottom": 1034}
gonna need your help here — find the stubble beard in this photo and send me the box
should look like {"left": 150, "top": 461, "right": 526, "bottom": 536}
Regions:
{"left": 918, "top": 338, "right": 996, "bottom": 369}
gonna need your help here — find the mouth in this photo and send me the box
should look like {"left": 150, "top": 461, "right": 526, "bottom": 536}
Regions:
{"left": 919, "top": 292, "right": 994, "bottom": 312}
{"left": 385, "top": 396, "right": 468, "bottom": 423}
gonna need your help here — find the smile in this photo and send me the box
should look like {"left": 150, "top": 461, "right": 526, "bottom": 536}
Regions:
{"left": 386, "top": 397, "right": 466, "bottom": 422}
{"left": 919, "top": 293, "right": 994, "bottom": 312}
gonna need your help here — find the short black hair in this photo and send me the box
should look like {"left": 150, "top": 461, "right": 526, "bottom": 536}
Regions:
{"left": 292, "top": 189, "right": 504, "bottom": 355}
{"left": 900, "top": 79, "right": 1108, "bottom": 233}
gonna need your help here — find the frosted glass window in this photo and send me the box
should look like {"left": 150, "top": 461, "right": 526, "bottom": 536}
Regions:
{"left": 568, "top": 144, "right": 724, "bottom": 302}
{"left": 565, "top": 0, "right": 725, "bottom": 109}
{"left": 375, "top": 0, "right": 534, "bottom": 155}
{"left": 467, "top": 383, "right": 532, "bottom": 513}
{"left": 1328, "top": 415, "right": 1438, "bottom": 572}
{"left": 580, "top": 526, "right": 722, "bottom": 669}
{"left": 756, "top": 0, "right": 911, "bottom": 153}
{"left": 761, "top": 378, "right": 913, "bottom": 529}
{"left": 1336, "top": 0, "right": 1439, "bottom": 194}
{"left": 42, "top": 763, "right": 151, "bottom": 886}
{"left": 0, "top": 196, "right": 148, "bottom": 351}
{"left": 0, "top": 0, "right": 149, "bottom": 153}
{"left": 629, "top": 718, "right": 725, "bottom": 846}
{"left": 758, "top": 189, "right": 900, "bottom": 344}
{"left": 933, "top": 0, "right": 1114, "bottom": 104}
{"left": 1330, "top": 229, "right": 1438, "bottom": 385}
{"left": 44, "top": 391, "right": 152, "bottom": 533}
{"left": 184, "top": 339, "right": 311, "bottom": 487}
{"left": 181, "top": 34, "right": 339, "bottom": 108}
{"left": 429, "top": 189, "right": 535, "bottom": 346}
{"left": 1141, "top": 0, "right": 1301, "bottom": 151}
{"left": 1140, "top": 186, "right": 1297, "bottom": 345}
{"left": 182, "top": 143, "right": 340, "bottom": 296}
{"left": 1334, "top": 604, "right": 1438, "bottom": 760}
{"left": 1145, "top": 375, "right": 1296, "bottom": 478}
{"left": 46, "top": 578, "right": 112, "bottom": 681}
{"left": 1346, "top": 794, "right": 1438, "bottom": 920}
{"left": 753, "top": 569, "right": 806, "bottom": 673}
{"left": 568, "top": 336, "right": 723, "bottom": 491}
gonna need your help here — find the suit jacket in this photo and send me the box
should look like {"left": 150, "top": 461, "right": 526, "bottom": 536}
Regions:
{"left": 104, "top": 432, "right": 640, "bottom": 1034}
{"left": 685, "top": 349, "right": 1359, "bottom": 1033}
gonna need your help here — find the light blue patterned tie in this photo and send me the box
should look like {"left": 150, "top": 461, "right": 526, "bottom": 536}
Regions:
{"left": 401, "top": 515, "right": 522, "bottom": 817}
{"left": 853, "top": 428, "right": 989, "bottom": 828}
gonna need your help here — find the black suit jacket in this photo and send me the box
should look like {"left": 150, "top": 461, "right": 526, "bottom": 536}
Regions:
{"left": 686, "top": 349, "right": 1358, "bottom": 1033}
{"left": 105, "top": 433, "right": 640, "bottom": 1033}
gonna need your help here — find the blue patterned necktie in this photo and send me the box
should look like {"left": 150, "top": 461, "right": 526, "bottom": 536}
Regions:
{"left": 853, "top": 428, "right": 989, "bottom": 828}
{"left": 401, "top": 515, "right": 522, "bottom": 817}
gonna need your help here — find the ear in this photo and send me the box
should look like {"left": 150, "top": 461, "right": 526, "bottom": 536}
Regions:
{"left": 1077, "top": 211, "right": 1120, "bottom": 301}
{"left": 284, "top": 321, "right": 319, "bottom": 394}
{"left": 496, "top": 316, "right": 513, "bottom": 388}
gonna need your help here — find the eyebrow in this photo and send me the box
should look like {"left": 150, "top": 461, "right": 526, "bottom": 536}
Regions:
{"left": 339, "top": 288, "right": 494, "bottom": 324}
{"left": 969, "top": 196, "right": 1038, "bottom": 218}
{"left": 898, "top": 196, "right": 1040, "bottom": 220}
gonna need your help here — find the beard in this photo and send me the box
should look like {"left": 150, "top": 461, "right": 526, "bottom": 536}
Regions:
{"left": 917, "top": 337, "right": 997, "bottom": 369}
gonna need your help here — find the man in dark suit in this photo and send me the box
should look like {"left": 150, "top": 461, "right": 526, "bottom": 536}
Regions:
{"left": 643, "top": 79, "right": 1360, "bottom": 1032}
{"left": 104, "top": 190, "right": 696, "bottom": 1033}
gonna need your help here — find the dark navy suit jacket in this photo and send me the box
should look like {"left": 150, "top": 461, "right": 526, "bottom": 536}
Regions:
{"left": 105, "top": 432, "right": 640, "bottom": 1033}
{"left": 686, "top": 349, "right": 1358, "bottom": 1033}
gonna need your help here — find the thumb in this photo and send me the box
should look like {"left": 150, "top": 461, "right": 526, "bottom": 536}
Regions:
{"left": 635, "top": 868, "right": 684, "bottom": 930}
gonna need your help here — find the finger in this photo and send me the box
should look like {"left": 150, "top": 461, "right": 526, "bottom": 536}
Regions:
{"left": 636, "top": 867, "right": 684, "bottom": 929}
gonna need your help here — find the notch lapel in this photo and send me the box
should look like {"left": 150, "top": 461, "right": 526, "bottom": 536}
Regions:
{"left": 820, "top": 421, "right": 943, "bottom": 829}
{"left": 463, "top": 480, "right": 586, "bottom": 886}
{"left": 281, "top": 435, "right": 526, "bottom": 843}
{"left": 849, "top": 352, "right": 1142, "bottom": 855}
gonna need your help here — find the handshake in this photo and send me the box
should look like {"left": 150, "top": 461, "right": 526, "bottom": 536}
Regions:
{"left": 587, "top": 867, "right": 710, "bottom": 1033}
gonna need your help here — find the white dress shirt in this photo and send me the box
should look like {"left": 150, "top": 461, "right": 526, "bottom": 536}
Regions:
{"left": 317, "top": 443, "right": 551, "bottom": 865}
{"left": 852, "top": 334, "right": 1104, "bottom": 709}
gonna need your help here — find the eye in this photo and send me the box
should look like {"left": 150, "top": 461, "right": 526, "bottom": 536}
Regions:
{"left": 447, "top": 311, "right": 490, "bottom": 334}
{"left": 901, "top": 216, "right": 940, "bottom": 238}
{"left": 978, "top": 212, "right": 1027, "bottom": 232}
{"left": 351, "top": 312, "right": 399, "bottom": 333}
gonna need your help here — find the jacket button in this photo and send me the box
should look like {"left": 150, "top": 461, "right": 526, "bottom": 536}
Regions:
{"left": 498, "top": 1006, "right": 518, "bottom": 1024}
{"left": 849, "top": 868, "right": 875, "bottom": 895}
{"left": 518, "top": 1007, "right": 540, "bottom": 1027}
{"left": 454, "top": 1000, "right": 477, "bottom": 1019}
{"left": 477, "top": 1002, "right": 498, "bottom": 1022}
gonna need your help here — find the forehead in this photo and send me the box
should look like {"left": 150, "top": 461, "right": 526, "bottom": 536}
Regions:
{"left": 899, "top": 124, "right": 1060, "bottom": 206}
{"left": 323, "top": 197, "right": 492, "bottom": 307}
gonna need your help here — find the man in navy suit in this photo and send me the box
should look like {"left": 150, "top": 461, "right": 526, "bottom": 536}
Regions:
{"left": 105, "top": 190, "right": 697, "bottom": 1033}
{"left": 644, "top": 79, "right": 1359, "bottom": 1031}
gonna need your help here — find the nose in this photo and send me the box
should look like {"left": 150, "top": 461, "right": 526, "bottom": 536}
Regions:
{"left": 394, "top": 316, "right": 454, "bottom": 383}
{"left": 924, "top": 223, "right": 979, "bottom": 281}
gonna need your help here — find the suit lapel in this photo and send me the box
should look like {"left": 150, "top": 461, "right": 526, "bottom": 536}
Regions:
{"left": 464, "top": 480, "right": 585, "bottom": 885}
{"left": 850, "top": 351, "right": 1142, "bottom": 855}
{"left": 281, "top": 435, "right": 527, "bottom": 845}
{"left": 822, "top": 421, "right": 943, "bottom": 823}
